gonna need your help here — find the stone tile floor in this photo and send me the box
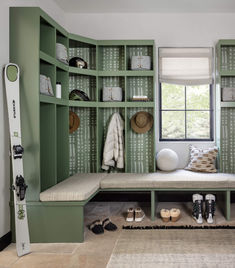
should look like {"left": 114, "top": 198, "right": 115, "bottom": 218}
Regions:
{"left": 1, "top": 202, "right": 235, "bottom": 268}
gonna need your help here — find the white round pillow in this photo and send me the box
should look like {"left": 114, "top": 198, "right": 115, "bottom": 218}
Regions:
{"left": 156, "top": 149, "right": 179, "bottom": 171}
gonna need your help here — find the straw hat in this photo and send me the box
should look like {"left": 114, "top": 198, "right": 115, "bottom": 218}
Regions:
{"left": 69, "top": 111, "right": 80, "bottom": 133}
{"left": 131, "top": 111, "right": 153, "bottom": 134}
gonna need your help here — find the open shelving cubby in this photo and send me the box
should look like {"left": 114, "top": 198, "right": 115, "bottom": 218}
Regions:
{"left": 98, "top": 45, "right": 125, "bottom": 71}
{"left": 126, "top": 45, "right": 153, "bottom": 70}
{"left": 40, "top": 17, "right": 55, "bottom": 58}
{"left": 216, "top": 40, "right": 235, "bottom": 173}
{"left": 126, "top": 76, "right": 154, "bottom": 102}
{"left": 126, "top": 107, "right": 155, "bottom": 173}
{"left": 98, "top": 76, "right": 125, "bottom": 102}
{"left": 69, "top": 39, "right": 96, "bottom": 70}
{"left": 97, "top": 107, "right": 125, "bottom": 173}
{"left": 69, "top": 107, "right": 97, "bottom": 175}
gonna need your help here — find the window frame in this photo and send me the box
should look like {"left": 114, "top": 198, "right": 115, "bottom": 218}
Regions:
{"left": 159, "top": 83, "right": 214, "bottom": 142}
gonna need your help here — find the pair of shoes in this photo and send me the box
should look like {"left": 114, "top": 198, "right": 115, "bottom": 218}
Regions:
{"left": 160, "top": 208, "right": 181, "bottom": 222}
{"left": 192, "top": 194, "right": 216, "bottom": 224}
{"left": 89, "top": 218, "right": 117, "bottom": 235}
{"left": 126, "top": 207, "right": 145, "bottom": 222}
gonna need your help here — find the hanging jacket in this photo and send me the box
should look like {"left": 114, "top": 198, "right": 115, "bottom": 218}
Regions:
{"left": 102, "top": 112, "right": 124, "bottom": 170}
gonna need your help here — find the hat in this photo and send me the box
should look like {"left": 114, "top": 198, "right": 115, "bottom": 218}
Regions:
{"left": 131, "top": 111, "right": 153, "bottom": 134}
{"left": 69, "top": 111, "right": 80, "bottom": 133}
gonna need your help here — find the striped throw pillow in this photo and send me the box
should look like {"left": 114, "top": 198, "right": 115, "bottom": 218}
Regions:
{"left": 185, "top": 145, "right": 218, "bottom": 173}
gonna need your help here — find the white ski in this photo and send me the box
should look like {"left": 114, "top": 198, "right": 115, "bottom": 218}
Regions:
{"left": 4, "top": 63, "right": 30, "bottom": 257}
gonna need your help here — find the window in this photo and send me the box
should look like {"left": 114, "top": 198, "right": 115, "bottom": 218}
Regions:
{"left": 160, "top": 83, "right": 213, "bottom": 140}
{"left": 159, "top": 47, "right": 213, "bottom": 141}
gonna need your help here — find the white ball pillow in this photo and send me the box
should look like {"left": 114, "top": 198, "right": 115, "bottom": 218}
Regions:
{"left": 156, "top": 149, "right": 179, "bottom": 171}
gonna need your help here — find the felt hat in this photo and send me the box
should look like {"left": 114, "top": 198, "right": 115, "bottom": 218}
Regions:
{"left": 131, "top": 111, "right": 153, "bottom": 134}
{"left": 69, "top": 111, "right": 80, "bottom": 133}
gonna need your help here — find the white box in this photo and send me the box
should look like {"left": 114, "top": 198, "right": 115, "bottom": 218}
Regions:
{"left": 131, "top": 56, "right": 151, "bottom": 70}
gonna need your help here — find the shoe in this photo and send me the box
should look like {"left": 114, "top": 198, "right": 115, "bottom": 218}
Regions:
{"left": 192, "top": 194, "right": 203, "bottom": 224}
{"left": 205, "top": 194, "right": 216, "bottom": 224}
{"left": 160, "top": 209, "right": 170, "bottom": 222}
{"left": 134, "top": 207, "right": 145, "bottom": 222}
{"left": 126, "top": 208, "right": 134, "bottom": 222}
{"left": 89, "top": 220, "right": 104, "bottom": 235}
{"left": 170, "top": 208, "right": 181, "bottom": 222}
{"left": 102, "top": 218, "right": 117, "bottom": 231}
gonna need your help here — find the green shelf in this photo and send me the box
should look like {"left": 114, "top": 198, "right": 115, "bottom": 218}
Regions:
{"left": 40, "top": 51, "right": 55, "bottom": 65}
{"left": 56, "top": 60, "right": 69, "bottom": 72}
{"left": 221, "top": 102, "right": 235, "bottom": 108}
{"left": 220, "top": 70, "right": 235, "bottom": 76}
{"left": 40, "top": 95, "right": 68, "bottom": 105}
{"left": 69, "top": 67, "right": 97, "bottom": 76}
{"left": 98, "top": 70, "right": 154, "bottom": 76}
{"left": 69, "top": 101, "right": 97, "bottom": 107}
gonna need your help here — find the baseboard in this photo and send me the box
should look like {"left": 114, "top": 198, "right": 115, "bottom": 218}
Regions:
{"left": 0, "top": 231, "right": 12, "bottom": 251}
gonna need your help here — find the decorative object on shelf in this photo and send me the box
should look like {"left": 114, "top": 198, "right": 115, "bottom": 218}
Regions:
{"left": 185, "top": 145, "right": 218, "bottom": 173}
{"left": 56, "top": 82, "right": 61, "bottom": 98}
{"left": 69, "top": 111, "right": 80, "bottom": 133}
{"left": 103, "top": 87, "right": 123, "bottom": 102}
{"left": 40, "top": 74, "right": 54, "bottom": 96}
{"left": 56, "top": 43, "right": 68, "bottom": 65}
{"left": 131, "top": 56, "right": 151, "bottom": 70}
{"left": 222, "top": 87, "right": 235, "bottom": 101}
{"left": 132, "top": 95, "right": 149, "bottom": 102}
{"left": 69, "top": 57, "right": 87, "bottom": 69}
{"left": 69, "top": 89, "right": 90, "bottom": 101}
{"left": 102, "top": 112, "right": 124, "bottom": 171}
{"left": 131, "top": 111, "right": 153, "bottom": 134}
{"left": 156, "top": 148, "right": 179, "bottom": 171}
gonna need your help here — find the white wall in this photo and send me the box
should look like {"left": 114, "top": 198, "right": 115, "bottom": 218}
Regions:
{"left": 65, "top": 12, "right": 235, "bottom": 167}
{"left": 0, "top": 0, "right": 64, "bottom": 238}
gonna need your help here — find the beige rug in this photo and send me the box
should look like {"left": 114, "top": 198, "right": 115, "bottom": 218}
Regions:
{"left": 107, "top": 229, "right": 235, "bottom": 268}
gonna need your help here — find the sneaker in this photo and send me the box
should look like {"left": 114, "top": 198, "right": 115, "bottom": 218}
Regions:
{"left": 160, "top": 209, "right": 170, "bottom": 222}
{"left": 205, "top": 194, "right": 216, "bottom": 224}
{"left": 192, "top": 194, "right": 203, "bottom": 224}
{"left": 170, "top": 208, "right": 181, "bottom": 222}
{"left": 126, "top": 208, "right": 134, "bottom": 222}
{"left": 135, "top": 207, "right": 145, "bottom": 222}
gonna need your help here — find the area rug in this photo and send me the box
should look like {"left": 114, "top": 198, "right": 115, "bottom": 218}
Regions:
{"left": 123, "top": 225, "right": 235, "bottom": 229}
{"left": 107, "top": 229, "right": 235, "bottom": 268}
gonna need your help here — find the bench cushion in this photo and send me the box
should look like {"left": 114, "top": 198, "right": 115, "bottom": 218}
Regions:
{"left": 40, "top": 173, "right": 107, "bottom": 201}
{"left": 100, "top": 170, "right": 235, "bottom": 189}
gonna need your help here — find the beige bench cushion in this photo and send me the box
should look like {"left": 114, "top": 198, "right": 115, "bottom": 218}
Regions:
{"left": 100, "top": 170, "right": 234, "bottom": 189}
{"left": 40, "top": 173, "right": 107, "bottom": 201}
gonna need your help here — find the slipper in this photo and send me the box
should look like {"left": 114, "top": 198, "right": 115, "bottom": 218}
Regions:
{"left": 89, "top": 220, "right": 104, "bottom": 235}
{"left": 102, "top": 218, "right": 117, "bottom": 231}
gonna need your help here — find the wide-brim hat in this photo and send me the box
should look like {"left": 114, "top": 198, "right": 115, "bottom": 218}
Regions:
{"left": 69, "top": 111, "right": 80, "bottom": 133}
{"left": 131, "top": 111, "right": 153, "bottom": 134}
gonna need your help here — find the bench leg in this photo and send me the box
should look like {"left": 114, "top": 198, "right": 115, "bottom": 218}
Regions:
{"left": 225, "top": 190, "right": 231, "bottom": 221}
{"left": 151, "top": 190, "right": 156, "bottom": 221}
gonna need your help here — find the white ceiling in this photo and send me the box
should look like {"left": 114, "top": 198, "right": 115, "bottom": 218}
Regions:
{"left": 54, "top": 0, "right": 235, "bottom": 13}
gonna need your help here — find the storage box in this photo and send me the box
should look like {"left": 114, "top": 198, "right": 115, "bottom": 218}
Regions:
{"left": 40, "top": 75, "right": 54, "bottom": 96}
{"left": 56, "top": 43, "right": 68, "bottom": 65}
{"left": 222, "top": 87, "right": 235, "bottom": 101}
{"left": 103, "top": 87, "right": 122, "bottom": 102}
{"left": 131, "top": 56, "right": 151, "bottom": 70}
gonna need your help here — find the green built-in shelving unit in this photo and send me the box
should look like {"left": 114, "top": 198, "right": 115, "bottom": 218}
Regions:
{"left": 10, "top": 7, "right": 156, "bottom": 202}
{"left": 216, "top": 40, "right": 235, "bottom": 173}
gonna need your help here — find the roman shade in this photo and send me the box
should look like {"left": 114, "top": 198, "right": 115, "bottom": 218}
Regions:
{"left": 159, "top": 48, "right": 213, "bottom": 85}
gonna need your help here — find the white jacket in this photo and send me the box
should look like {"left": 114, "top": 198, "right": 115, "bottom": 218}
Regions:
{"left": 102, "top": 113, "right": 124, "bottom": 170}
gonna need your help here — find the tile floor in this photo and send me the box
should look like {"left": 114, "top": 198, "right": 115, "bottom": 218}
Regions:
{"left": 1, "top": 202, "right": 235, "bottom": 268}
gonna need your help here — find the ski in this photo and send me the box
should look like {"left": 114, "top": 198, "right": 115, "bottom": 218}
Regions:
{"left": 4, "top": 63, "right": 30, "bottom": 257}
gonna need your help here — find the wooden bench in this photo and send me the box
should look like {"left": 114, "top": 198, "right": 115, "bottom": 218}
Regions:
{"left": 37, "top": 170, "right": 235, "bottom": 243}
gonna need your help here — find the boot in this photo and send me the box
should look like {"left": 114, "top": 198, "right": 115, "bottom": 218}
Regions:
{"left": 192, "top": 194, "right": 203, "bottom": 224}
{"left": 205, "top": 194, "right": 216, "bottom": 224}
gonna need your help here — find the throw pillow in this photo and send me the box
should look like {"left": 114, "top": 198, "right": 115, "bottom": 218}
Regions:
{"left": 185, "top": 145, "right": 218, "bottom": 173}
